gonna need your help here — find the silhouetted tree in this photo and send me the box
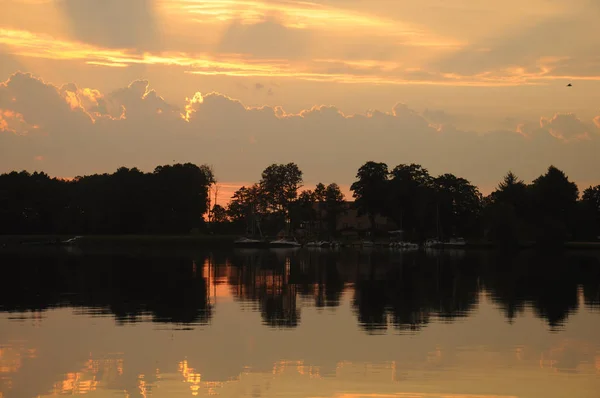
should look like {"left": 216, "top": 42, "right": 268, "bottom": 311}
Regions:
{"left": 387, "top": 164, "right": 433, "bottom": 241}
{"left": 529, "top": 166, "right": 579, "bottom": 246}
{"left": 432, "top": 174, "right": 482, "bottom": 238}
{"left": 227, "top": 184, "right": 265, "bottom": 234}
{"left": 290, "top": 189, "right": 317, "bottom": 231}
{"left": 211, "top": 204, "right": 228, "bottom": 223}
{"left": 582, "top": 185, "right": 600, "bottom": 238}
{"left": 324, "top": 183, "right": 346, "bottom": 237}
{"left": 0, "top": 163, "right": 214, "bottom": 234}
{"left": 259, "top": 163, "right": 303, "bottom": 216}
{"left": 351, "top": 161, "right": 389, "bottom": 233}
{"left": 484, "top": 171, "right": 531, "bottom": 247}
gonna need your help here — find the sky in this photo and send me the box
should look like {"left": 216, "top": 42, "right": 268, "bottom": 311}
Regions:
{"left": 1, "top": 0, "right": 599, "bottom": 203}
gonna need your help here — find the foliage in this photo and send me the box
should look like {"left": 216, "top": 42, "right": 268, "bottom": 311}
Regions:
{"left": 211, "top": 204, "right": 229, "bottom": 223}
{"left": 350, "top": 161, "right": 389, "bottom": 230}
{"left": 324, "top": 183, "right": 346, "bottom": 236}
{"left": 259, "top": 163, "right": 303, "bottom": 215}
{"left": 0, "top": 163, "right": 213, "bottom": 235}
{"left": 2, "top": 160, "right": 597, "bottom": 245}
{"left": 529, "top": 166, "right": 579, "bottom": 246}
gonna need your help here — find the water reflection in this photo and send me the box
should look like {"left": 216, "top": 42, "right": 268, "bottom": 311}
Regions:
{"left": 1, "top": 248, "right": 600, "bottom": 397}
{"left": 1, "top": 248, "right": 599, "bottom": 330}
{"left": 0, "top": 251, "right": 213, "bottom": 325}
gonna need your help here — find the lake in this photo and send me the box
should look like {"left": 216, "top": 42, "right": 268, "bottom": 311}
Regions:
{"left": 1, "top": 247, "right": 599, "bottom": 398}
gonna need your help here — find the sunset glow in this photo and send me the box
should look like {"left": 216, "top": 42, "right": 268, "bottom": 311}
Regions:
{"left": 0, "top": 0, "right": 599, "bottom": 198}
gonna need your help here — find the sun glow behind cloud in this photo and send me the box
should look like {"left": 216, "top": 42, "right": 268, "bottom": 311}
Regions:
{"left": 165, "top": 0, "right": 461, "bottom": 46}
{"left": 2, "top": 28, "right": 597, "bottom": 87}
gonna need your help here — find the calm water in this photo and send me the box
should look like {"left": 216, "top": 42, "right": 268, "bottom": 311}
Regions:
{"left": 1, "top": 247, "right": 599, "bottom": 398}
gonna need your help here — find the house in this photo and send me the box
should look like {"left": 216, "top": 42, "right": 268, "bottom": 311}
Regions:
{"left": 336, "top": 202, "right": 396, "bottom": 237}
{"left": 297, "top": 201, "right": 396, "bottom": 238}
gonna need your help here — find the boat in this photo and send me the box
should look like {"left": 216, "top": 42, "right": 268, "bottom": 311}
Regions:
{"left": 390, "top": 241, "right": 417, "bottom": 250}
{"left": 444, "top": 237, "right": 467, "bottom": 247}
{"left": 62, "top": 236, "right": 83, "bottom": 244}
{"left": 306, "top": 241, "right": 331, "bottom": 248}
{"left": 234, "top": 209, "right": 268, "bottom": 248}
{"left": 391, "top": 241, "right": 419, "bottom": 250}
{"left": 269, "top": 237, "right": 302, "bottom": 248}
{"left": 424, "top": 238, "right": 443, "bottom": 248}
{"left": 234, "top": 236, "right": 268, "bottom": 248}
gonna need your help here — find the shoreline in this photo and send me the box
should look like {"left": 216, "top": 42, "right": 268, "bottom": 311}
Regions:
{"left": 1, "top": 235, "right": 600, "bottom": 251}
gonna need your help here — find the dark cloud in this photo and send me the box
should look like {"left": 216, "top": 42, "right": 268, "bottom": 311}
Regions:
{"left": 1, "top": 72, "right": 599, "bottom": 188}
{"left": 56, "top": 0, "right": 160, "bottom": 50}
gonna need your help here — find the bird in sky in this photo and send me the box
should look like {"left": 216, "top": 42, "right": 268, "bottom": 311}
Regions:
{"left": 567, "top": 83, "right": 572, "bottom": 87}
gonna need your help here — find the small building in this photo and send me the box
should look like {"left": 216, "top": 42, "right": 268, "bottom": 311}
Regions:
{"left": 297, "top": 201, "right": 396, "bottom": 238}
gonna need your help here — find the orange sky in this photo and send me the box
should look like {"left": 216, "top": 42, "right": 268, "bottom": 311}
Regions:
{"left": 1, "top": 0, "right": 599, "bottom": 196}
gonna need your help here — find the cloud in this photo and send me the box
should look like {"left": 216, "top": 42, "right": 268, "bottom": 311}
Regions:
{"left": 217, "top": 18, "right": 312, "bottom": 59}
{"left": 178, "top": 0, "right": 447, "bottom": 45}
{"left": 422, "top": 109, "right": 456, "bottom": 125}
{"left": 431, "top": 14, "right": 600, "bottom": 79}
{"left": 0, "top": 108, "right": 35, "bottom": 135}
{"left": 539, "top": 113, "right": 598, "bottom": 142}
{"left": 56, "top": 0, "right": 160, "bottom": 50}
{"left": 1, "top": 72, "right": 599, "bottom": 190}
{"left": 3, "top": 27, "right": 599, "bottom": 86}
{"left": 513, "top": 113, "right": 600, "bottom": 143}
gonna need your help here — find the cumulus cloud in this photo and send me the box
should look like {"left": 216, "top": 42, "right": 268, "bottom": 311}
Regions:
{"left": 539, "top": 113, "right": 597, "bottom": 142}
{"left": 1, "top": 72, "right": 599, "bottom": 190}
{"left": 515, "top": 113, "right": 600, "bottom": 143}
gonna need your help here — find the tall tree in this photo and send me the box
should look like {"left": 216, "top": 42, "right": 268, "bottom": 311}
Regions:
{"left": 350, "top": 161, "right": 389, "bottom": 233}
{"left": 485, "top": 171, "right": 530, "bottom": 246}
{"left": 259, "top": 163, "right": 303, "bottom": 218}
{"left": 433, "top": 174, "right": 482, "bottom": 238}
{"left": 529, "top": 166, "right": 579, "bottom": 245}
{"left": 313, "top": 183, "right": 327, "bottom": 235}
{"left": 289, "top": 189, "right": 317, "bottom": 233}
{"left": 227, "top": 184, "right": 263, "bottom": 223}
{"left": 388, "top": 164, "right": 433, "bottom": 239}
{"left": 211, "top": 204, "right": 229, "bottom": 223}
{"left": 581, "top": 185, "right": 600, "bottom": 239}
{"left": 324, "top": 183, "right": 346, "bottom": 237}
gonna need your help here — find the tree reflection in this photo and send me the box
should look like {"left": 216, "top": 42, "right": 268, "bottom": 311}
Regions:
{"left": 481, "top": 250, "right": 600, "bottom": 330}
{"left": 352, "top": 252, "right": 479, "bottom": 333}
{"left": 1, "top": 248, "right": 599, "bottom": 331}
{"left": 0, "top": 251, "right": 213, "bottom": 325}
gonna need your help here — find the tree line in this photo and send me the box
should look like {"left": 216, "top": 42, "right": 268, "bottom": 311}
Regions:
{"left": 217, "top": 162, "right": 346, "bottom": 238}
{"left": 1, "top": 160, "right": 599, "bottom": 246}
{"left": 0, "top": 163, "right": 215, "bottom": 235}
{"left": 220, "top": 161, "right": 600, "bottom": 246}
{"left": 346, "top": 161, "right": 600, "bottom": 246}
